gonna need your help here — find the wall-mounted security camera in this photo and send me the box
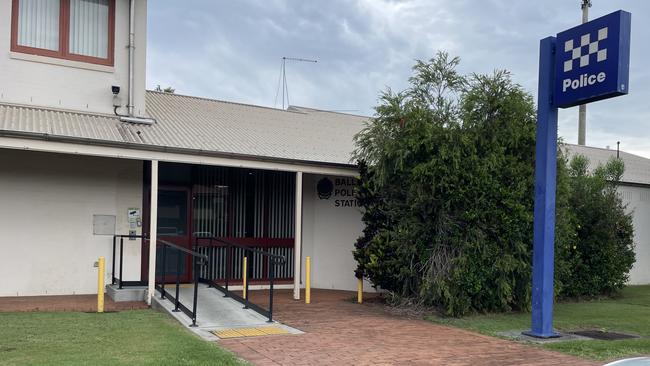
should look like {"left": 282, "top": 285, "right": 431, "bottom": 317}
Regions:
{"left": 112, "top": 85, "right": 122, "bottom": 109}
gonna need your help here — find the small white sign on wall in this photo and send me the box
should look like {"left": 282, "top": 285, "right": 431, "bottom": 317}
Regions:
{"left": 127, "top": 208, "right": 140, "bottom": 221}
{"left": 93, "top": 214, "right": 116, "bottom": 235}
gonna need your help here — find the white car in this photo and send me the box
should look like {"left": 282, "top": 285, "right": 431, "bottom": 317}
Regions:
{"left": 604, "top": 358, "right": 650, "bottom": 366}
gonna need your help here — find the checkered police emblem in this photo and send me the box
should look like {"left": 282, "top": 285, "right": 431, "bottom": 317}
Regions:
{"left": 563, "top": 27, "right": 608, "bottom": 72}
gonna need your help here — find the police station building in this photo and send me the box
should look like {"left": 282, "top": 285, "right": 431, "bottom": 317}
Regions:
{"left": 0, "top": 0, "right": 374, "bottom": 304}
{"left": 0, "top": 2, "right": 647, "bottom": 309}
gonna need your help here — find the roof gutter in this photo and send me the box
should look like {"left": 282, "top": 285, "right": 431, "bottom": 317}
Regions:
{"left": 0, "top": 129, "right": 358, "bottom": 171}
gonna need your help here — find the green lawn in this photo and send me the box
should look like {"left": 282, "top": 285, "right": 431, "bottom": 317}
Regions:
{"left": 0, "top": 310, "right": 244, "bottom": 366}
{"left": 427, "top": 285, "right": 650, "bottom": 361}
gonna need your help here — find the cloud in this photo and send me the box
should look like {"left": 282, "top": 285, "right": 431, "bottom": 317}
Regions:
{"left": 147, "top": 0, "right": 650, "bottom": 158}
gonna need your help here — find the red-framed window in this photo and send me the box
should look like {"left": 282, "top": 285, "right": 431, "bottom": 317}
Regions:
{"left": 10, "top": 0, "right": 115, "bottom": 66}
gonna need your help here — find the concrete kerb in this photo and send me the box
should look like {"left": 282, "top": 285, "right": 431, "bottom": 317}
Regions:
{"left": 498, "top": 330, "right": 593, "bottom": 344}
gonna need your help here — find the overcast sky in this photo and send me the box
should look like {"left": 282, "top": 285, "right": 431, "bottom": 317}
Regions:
{"left": 147, "top": 0, "right": 650, "bottom": 158}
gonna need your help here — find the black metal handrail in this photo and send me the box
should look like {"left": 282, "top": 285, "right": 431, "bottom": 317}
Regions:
{"left": 111, "top": 234, "right": 147, "bottom": 289}
{"left": 153, "top": 238, "right": 208, "bottom": 327}
{"left": 194, "top": 236, "right": 286, "bottom": 322}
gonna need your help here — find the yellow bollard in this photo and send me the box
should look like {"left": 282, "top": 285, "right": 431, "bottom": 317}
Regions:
{"left": 242, "top": 257, "right": 248, "bottom": 299}
{"left": 305, "top": 256, "right": 311, "bottom": 304}
{"left": 97, "top": 256, "right": 105, "bottom": 313}
{"left": 357, "top": 277, "right": 363, "bottom": 304}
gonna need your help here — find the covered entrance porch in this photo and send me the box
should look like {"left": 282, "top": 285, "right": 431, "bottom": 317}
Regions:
{"left": 112, "top": 155, "right": 365, "bottom": 326}
{"left": 141, "top": 162, "right": 298, "bottom": 288}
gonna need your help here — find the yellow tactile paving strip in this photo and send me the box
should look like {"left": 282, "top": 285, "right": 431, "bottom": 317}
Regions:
{"left": 213, "top": 326, "right": 291, "bottom": 339}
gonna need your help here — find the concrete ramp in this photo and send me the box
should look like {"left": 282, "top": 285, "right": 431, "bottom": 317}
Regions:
{"left": 152, "top": 284, "right": 301, "bottom": 341}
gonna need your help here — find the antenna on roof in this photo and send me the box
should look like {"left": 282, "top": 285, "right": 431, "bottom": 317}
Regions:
{"left": 274, "top": 57, "right": 317, "bottom": 110}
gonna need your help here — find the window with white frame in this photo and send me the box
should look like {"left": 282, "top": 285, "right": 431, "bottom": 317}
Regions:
{"left": 11, "top": 0, "right": 115, "bottom": 66}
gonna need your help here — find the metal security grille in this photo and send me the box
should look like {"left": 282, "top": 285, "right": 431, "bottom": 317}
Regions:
{"left": 267, "top": 171, "right": 295, "bottom": 238}
{"left": 192, "top": 166, "right": 229, "bottom": 237}
{"left": 192, "top": 167, "right": 295, "bottom": 240}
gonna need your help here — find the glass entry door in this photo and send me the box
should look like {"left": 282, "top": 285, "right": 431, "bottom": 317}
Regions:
{"left": 156, "top": 187, "right": 192, "bottom": 283}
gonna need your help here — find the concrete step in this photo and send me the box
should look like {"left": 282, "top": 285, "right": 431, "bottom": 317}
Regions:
{"left": 106, "top": 284, "right": 146, "bottom": 302}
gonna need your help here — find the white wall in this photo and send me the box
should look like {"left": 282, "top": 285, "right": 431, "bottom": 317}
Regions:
{"left": 619, "top": 185, "right": 650, "bottom": 284}
{"left": 0, "top": 149, "right": 143, "bottom": 296}
{"left": 298, "top": 177, "right": 650, "bottom": 291}
{"left": 301, "top": 173, "right": 373, "bottom": 292}
{"left": 0, "top": 0, "right": 147, "bottom": 116}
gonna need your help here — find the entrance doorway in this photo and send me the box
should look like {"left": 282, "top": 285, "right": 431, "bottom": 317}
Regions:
{"left": 156, "top": 187, "right": 193, "bottom": 282}
{"left": 141, "top": 162, "right": 296, "bottom": 284}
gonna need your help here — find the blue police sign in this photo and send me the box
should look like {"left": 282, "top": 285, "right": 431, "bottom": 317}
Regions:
{"left": 527, "top": 10, "right": 631, "bottom": 339}
{"left": 554, "top": 10, "right": 631, "bottom": 108}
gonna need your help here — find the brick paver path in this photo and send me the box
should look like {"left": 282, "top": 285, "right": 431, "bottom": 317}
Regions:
{"left": 0, "top": 294, "right": 148, "bottom": 312}
{"left": 222, "top": 289, "right": 598, "bottom": 366}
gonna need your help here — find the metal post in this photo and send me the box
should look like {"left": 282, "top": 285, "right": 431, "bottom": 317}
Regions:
{"left": 190, "top": 256, "right": 199, "bottom": 327}
{"left": 245, "top": 250, "right": 250, "bottom": 302}
{"left": 161, "top": 244, "right": 166, "bottom": 299}
{"left": 526, "top": 36, "right": 560, "bottom": 339}
{"left": 224, "top": 245, "right": 230, "bottom": 296}
{"left": 173, "top": 248, "right": 181, "bottom": 312}
{"left": 268, "top": 260, "right": 275, "bottom": 323}
{"left": 305, "top": 256, "right": 311, "bottom": 304}
{"left": 205, "top": 238, "right": 213, "bottom": 288}
{"left": 119, "top": 237, "right": 124, "bottom": 289}
{"left": 242, "top": 255, "right": 248, "bottom": 300}
{"left": 111, "top": 236, "right": 116, "bottom": 285}
{"left": 578, "top": 0, "right": 591, "bottom": 145}
{"left": 97, "top": 256, "right": 105, "bottom": 313}
{"left": 111, "top": 237, "right": 116, "bottom": 286}
{"left": 357, "top": 277, "right": 363, "bottom": 304}
{"left": 242, "top": 252, "right": 249, "bottom": 309}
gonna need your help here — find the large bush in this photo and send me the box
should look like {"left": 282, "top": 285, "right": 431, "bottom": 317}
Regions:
{"left": 353, "top": 53, "right": 635, "bottom": 316}
{"left": 557, "top": 154, "right": 635, "bottom": 297}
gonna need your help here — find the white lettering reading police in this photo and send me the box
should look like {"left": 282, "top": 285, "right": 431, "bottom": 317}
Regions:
{"left": 562, "top": 72, "right": 606, "bottom": 92}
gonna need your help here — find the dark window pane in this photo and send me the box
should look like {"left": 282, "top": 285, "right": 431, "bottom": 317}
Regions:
{"left": 157, "top": 190, "right": 187, "bottom": 236}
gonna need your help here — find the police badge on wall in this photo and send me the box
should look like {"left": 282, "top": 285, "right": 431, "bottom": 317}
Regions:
{"left": 317, "top": 177, "right": 334, "bottom": 199}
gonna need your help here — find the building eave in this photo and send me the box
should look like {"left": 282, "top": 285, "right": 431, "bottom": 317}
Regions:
{"left": 0, "top": 131, "right": 359, "bottom": 176}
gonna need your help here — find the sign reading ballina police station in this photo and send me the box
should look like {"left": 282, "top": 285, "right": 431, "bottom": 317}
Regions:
{"left": 317, "top": 177, "right": 359, "bottom": 207}
{"left": 554, "top": 10, "right": 631, "bottom": 108}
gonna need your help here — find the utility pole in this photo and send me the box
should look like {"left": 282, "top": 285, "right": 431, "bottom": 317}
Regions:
{"left": 578, "top": 0, "right": 592, "bottom": 145}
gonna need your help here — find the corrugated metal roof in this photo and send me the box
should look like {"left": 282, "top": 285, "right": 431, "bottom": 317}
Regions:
{"left": 563, "top": 144, "right": 650, "bottom": 186}
{"left": 0, "top": 91, "right": 369, "bottom": 166}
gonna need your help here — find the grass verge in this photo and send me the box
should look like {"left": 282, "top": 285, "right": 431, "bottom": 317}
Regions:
{"left": 0, "top": 309, "right": 245, "bottom": 366}
{"left": 427, "top": 285, "right": 650, "bottom": 361}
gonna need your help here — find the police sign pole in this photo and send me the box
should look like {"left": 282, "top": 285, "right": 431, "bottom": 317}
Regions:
{"left": 527, "top": 10, "right": 631, "bottom": 338}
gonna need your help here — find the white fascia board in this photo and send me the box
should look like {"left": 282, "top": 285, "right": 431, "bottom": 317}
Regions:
{"left": 0, "top": 136, "right": 358, "bottom": 177}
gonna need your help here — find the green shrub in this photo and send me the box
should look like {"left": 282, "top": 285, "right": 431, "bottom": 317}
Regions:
{"left": 557, "top": 155, "right": 636, "bottom": 297}
{"left": 353, "top": 53, "right": 635, "bottom": 316}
